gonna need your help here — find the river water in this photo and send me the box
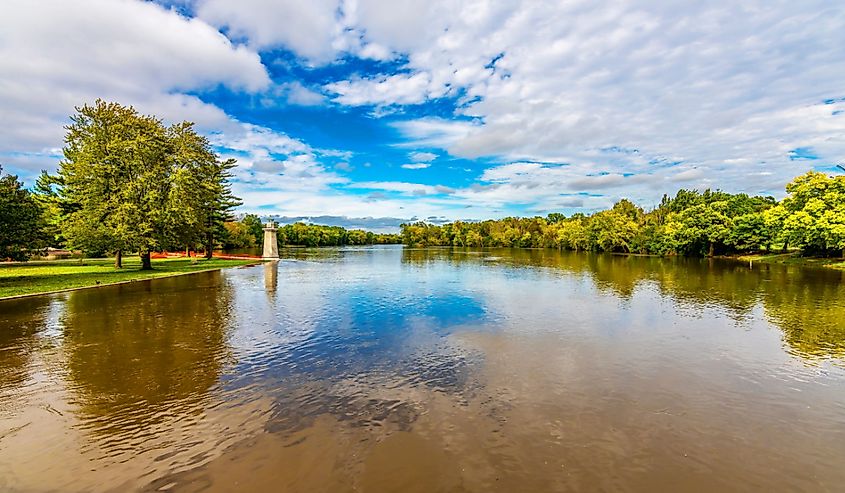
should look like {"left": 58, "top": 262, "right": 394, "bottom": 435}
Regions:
{"left": 1, "top": 246, "right": 844, "bottom": 492}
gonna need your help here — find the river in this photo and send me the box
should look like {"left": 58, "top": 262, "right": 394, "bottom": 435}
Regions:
{"left": 1, "top": 246, "right": 844, "bottom": 492}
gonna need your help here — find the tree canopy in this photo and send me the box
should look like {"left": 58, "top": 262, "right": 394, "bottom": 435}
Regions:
{"left": 45, "top": 100, "right": 240, "bottom": 268}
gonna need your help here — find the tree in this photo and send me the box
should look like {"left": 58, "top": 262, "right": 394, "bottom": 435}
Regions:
{"left": 668, "top": 202, "right": 733, "bottom": 256}
{"left": 55, "top": 101, "right": 170, "bottom": 268}
{"left": 391, "top": 172, "right": 830, "bottom": 259}
{"left": 546, "top": 212, "right": 566, "bottom": 224}
{"left": 729, "top": 212, "right": 771, "bottom": 252}
{"left": 51, "top": 100, "right": 241, "bottom": 269}
{"left": 587, "top": 200, "right": 642, "bottom": 253}
{"left": 221, "top": 221, "right": 255, "bottom": 250}
{"left": 241, "top": 214, "right": 265, "bottom": 246}
{"left": 32, "top": 171, "right": 65, "bottom": 249}
{"left": 772, "top": 172, "right": 845, "bottom": 257}
{"left": 0, "top": 165, "right": 46, "bottom": 260}
{"left": 555, "top": 218, "right": 589, "bottom": 251}
{"left": 167, "top": 122, "right": 241, "bottom": 259}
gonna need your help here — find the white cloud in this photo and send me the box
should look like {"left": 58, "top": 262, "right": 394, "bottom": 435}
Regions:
{"left": 211, "top": 123, "right": 310, "bottom": 156}
{"left": 337, "top": 0, "right": 845, "bottom": 204}
{"left": 212, "top": 123, "right": 349, "bottom": 200}
{"left": 196, "top": 0, "right": 340, "bottom": 62}
{"left": 391, "top": 118, "right": 480, "bottom": 149}
{"left": 357, "top": 43, "right": 394, "bottom": 61}
{"left": 409, "top": 151, "right": 438, "bottom": 162}
{"left": 352, "top": 181, "right": 439, "bottom": 195}
{"left": 0, "top": 0, "right": 269, "bottom": 166}
{"left": 401, "top": 163, "right": 431, "bottom": 170}
{"left": 325, "top": 72, "right": 444, "bottom": 106}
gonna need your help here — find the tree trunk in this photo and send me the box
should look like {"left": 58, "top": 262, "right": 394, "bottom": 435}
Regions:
{"left": 781, "top": 240, "right": 789, "bottom": 253}
{"left": 708, "top": 241, "right": 715, "bottom": 257}
{"left": 114, "top": 249, "right": 122, "bottom": 269}
{"left": 140, "top": 251, "right": 152, "bottom": 270}
{"left": 204, "top": 230, "right": 214, "bottom": 260}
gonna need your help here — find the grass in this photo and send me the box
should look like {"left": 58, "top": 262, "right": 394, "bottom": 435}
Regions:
{"left": 0, "top": 257, "right": 259, "bottom": 299}
{"left": 734, "top": 252, "right": 845, "bottom": 270}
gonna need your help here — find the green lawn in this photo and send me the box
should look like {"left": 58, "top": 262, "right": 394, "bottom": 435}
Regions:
{"left": 0, "top": 257, "right": 259, "bottom": 299}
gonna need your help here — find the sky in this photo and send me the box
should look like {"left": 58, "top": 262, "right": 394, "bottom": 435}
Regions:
{"left": 2, "top": 0, "right": 844, "bottom": 231}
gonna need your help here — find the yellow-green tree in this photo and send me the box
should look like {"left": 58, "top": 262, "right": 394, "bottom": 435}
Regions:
{"left": 50, "top": 100, "right": 240, "bottom": 269}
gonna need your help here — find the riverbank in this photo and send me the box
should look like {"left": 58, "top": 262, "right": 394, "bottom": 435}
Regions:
{"left": 0, "top": 257, "right": 260, "bottom": 300}
{"left": 733, "top": 252, "right": 845, "bottom": 270}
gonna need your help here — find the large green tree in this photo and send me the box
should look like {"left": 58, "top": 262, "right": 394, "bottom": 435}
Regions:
{"left": 0, "top": 165, "right": 47, "bottom": 261}
{"left": 768, "top": 171, "right": 845, "bottom": 257}
{"left": 52, "top": 100, "right": 240, "bottom": 269}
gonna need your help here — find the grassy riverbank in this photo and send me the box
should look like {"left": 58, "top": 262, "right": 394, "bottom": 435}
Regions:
{"left": 734, "top": 252, "right": 845, "bottom": 270}
{"left": 0, "top": 257, "right": 259, "bottom": 299}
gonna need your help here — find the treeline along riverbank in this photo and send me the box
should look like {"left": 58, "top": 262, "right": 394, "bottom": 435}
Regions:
{"left": 401, "top": 171, "right": 845, "bottom": 259}
{"left": 221, "top": 215, "right": 401, "bottom": 249}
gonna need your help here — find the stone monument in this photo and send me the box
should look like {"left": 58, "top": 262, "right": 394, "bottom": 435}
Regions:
{"left": 262, "top": 221, "right": 280, "bottom": 259}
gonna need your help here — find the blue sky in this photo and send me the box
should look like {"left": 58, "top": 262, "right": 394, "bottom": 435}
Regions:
{"left": 2, "top": 0, "right": 844, "bottom": 230}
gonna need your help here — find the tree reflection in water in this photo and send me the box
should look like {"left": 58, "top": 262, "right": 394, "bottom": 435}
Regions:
{"left": 60, "top": 272, "right": 236, "bottom": 431}
{"left": 402, "top": 248, "right": 845, "bottom": 360}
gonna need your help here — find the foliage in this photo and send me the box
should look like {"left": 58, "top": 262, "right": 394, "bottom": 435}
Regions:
{"left": 401, "top": 172, "right": 843, "bottom": 258}
{"left": 276, "top": 222, "right": 400, "bottom": 247}
{"left": 765, "top": 172, "right": 845, "bottom": 256}
{"left": 241, "top": 214, "right": 265, "bottom": 246}
{"left": 0, "top": 165, "right": 47, "bottom": 260}
{"left": 221, "top": 221, "right": 256, "bottom": 250}
{"left": 41, "top": 100, "right": 241, "bottom": 268}
{"left": 167, "top": 121, "right": 241, "bottom": 259}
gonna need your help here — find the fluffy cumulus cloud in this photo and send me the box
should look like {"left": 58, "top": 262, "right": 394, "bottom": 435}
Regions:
{"left": 195, "top": 0, "right": 340, "bottom": 62}
{"left": 0, "top": 0, "right": 269, "bottom": 165}
{"left": 212, "top": 123, "right": 348, "bottom": 198}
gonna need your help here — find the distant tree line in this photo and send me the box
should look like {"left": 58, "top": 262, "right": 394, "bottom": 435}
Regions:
{"left": 401, "top": 171, "right": 845, "bottom": 258}
{"left": 220, "top": 214, "right": 401, "bottom": 249}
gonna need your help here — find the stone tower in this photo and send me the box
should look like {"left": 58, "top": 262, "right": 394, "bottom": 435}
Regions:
{"left": 262, "top": 221, "right": 280, "bottom": 259}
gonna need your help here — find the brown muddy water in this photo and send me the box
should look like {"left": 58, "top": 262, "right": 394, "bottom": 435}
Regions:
{"left": 1, "top": 246, "right": 844, "bottom": 492}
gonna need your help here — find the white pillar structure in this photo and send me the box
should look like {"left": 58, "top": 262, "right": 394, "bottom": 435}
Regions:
{"left": 262, "top": 221, "right": 280, "bottom": 259}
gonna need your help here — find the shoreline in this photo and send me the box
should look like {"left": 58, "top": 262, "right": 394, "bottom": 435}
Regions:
{"left": 728, "top": 252, "right": 845, "bottom": 270}
{"left": 0, "top": 258, "right": 262, "bottom": 301}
